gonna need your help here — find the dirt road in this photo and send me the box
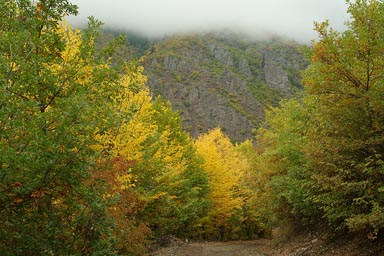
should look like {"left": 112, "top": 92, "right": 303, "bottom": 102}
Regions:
{"left": 151, "top": 240, "right": 271, "bottom": 256}
{"left": 149, "top": 232, "right": 380, "bottom": 256}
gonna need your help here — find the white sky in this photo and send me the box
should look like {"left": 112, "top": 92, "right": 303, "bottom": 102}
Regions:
{"left": 67, "top": 0, "right": 351, "bottom": 42}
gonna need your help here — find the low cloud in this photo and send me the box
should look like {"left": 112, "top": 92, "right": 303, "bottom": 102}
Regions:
{"left": 68, "top": 0, "right": 350, "bottom": 42}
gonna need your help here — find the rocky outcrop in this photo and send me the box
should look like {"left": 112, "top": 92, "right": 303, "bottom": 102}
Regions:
{"left": 143, "top": 33, "right": 308, "bottom": 142}
{"left": 238, "top": 57, "right": 252, "bottom": 78}
{"left": 209, "top": 43, "right": 234, "bottom": 66}
{"left": 263, "top": 57, "right": 291, "bottom": 94}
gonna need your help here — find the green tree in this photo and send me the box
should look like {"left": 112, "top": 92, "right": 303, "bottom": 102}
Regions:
{"left": 231, "top": 140, "right": 270, "bottom": 239}
{"left": 255, "top": 0, "right": 384, "bottom": 238}
{"left": 255, "top": 98, "right": 317, "bottom": 227}
{"left": 0, "top": 1, "right": 128, "bottom": 254}
{"left": 303, "top": 0, "right": 384, "bottom": 234}
{"left": 133, "top": 99, "right": 209, "bottom": 239}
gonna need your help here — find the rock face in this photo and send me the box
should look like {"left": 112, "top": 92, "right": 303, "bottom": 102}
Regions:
{"left": 264, "top": 58, "right": 290, "bottom": 93}
{"left": 143, "top": 33, "right": 308, "bottom": 142}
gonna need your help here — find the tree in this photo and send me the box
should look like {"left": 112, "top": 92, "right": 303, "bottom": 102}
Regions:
{"left": 254, "top": 0, "right": 384, "bottom": 238}
{"left": 303, "top": 0, "right": 384, "bottom": 235}
{"left": 195, "top": 128, "right": 246, "bottom": 240}
{"left": 88, "top": 62, "right": 154, "bottom": 255}
{"left": 95, "top": 73, "right": 210, "bottom": 241}
{"left": 124, "top": 98, "right": 209, "bottom": 239}
{"left": 254, "top": 98, "right": 318, "bottom": 227}
{"left": 0, "top": 1, "right": 130, "bottom": 254}
{"left": 232, "top": 140, "right": 270, "bottom": 239}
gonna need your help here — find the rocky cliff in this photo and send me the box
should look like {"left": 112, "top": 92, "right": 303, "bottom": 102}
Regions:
{"left": 142, "top": 33, "right": 308, "bottom": 142}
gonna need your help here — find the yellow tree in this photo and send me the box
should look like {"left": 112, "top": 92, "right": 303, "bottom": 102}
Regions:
{"left": 49, "top": 18, "right": 156, "bottom": 255}
{"left": 91, "top": 63, "right": 155, "bottom": 254}
{"left": 95, "top": 69, "right": 209, "bottom": 243}
{"left": 133, "top": 99, "right": 209, "bottom": 238}
{"left": 195, "top": 128, "right": 245, "bottom": 240}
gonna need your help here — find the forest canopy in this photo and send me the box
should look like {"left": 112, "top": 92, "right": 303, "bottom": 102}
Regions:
{"left": 255, "top": 0, "right": 384, "bottom": 238}
{"left": 1, "top": 0, "right": 384, "bottom": 255}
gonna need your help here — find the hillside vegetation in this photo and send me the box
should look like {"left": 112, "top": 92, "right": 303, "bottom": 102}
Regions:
{"left": 142, "top": 33, "right": 308, "bottom": 142}
{"left": 1, "top": 0, "right": 384, "bottom": 255}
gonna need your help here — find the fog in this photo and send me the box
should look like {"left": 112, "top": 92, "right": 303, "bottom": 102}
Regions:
{"left": 67, "top": 0, "right": 350, "bottom": 42}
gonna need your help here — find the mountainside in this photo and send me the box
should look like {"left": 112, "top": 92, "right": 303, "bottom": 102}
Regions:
{"left": 142, "top": 33, "right": 308, "bottom": 142}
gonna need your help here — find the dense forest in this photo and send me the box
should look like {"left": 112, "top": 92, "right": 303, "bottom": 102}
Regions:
{"left": 0, "top": 0, "right": 384, "bottom": 255}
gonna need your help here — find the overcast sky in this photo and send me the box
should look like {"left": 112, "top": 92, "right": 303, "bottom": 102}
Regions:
{"left": 67, "top": 0, "right": 351, "bottom": 42}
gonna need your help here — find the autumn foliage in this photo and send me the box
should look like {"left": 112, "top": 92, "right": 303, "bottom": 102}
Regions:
{"left": 195, "top": 128, "right": 263, "bottom": 240}
{"left": 254, "top": 0, "right": 384, "bottom": 240}
{"left": 0, "top": 1, "right": 257, "bottom": 252}
{"left": 2, "top": 0, "right": 384, "bottom": 255}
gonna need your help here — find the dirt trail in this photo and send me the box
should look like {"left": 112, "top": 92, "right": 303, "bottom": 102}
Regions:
{"left": 149, "top": 231, "right": 381, "bottom": 256}
{"left": 150, "top": 240, "right": 271, "bottom": 256}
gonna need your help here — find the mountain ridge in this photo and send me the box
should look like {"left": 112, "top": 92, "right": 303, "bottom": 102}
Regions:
{"left": 141, "top": 32, "right": 308, "bottom": 142}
